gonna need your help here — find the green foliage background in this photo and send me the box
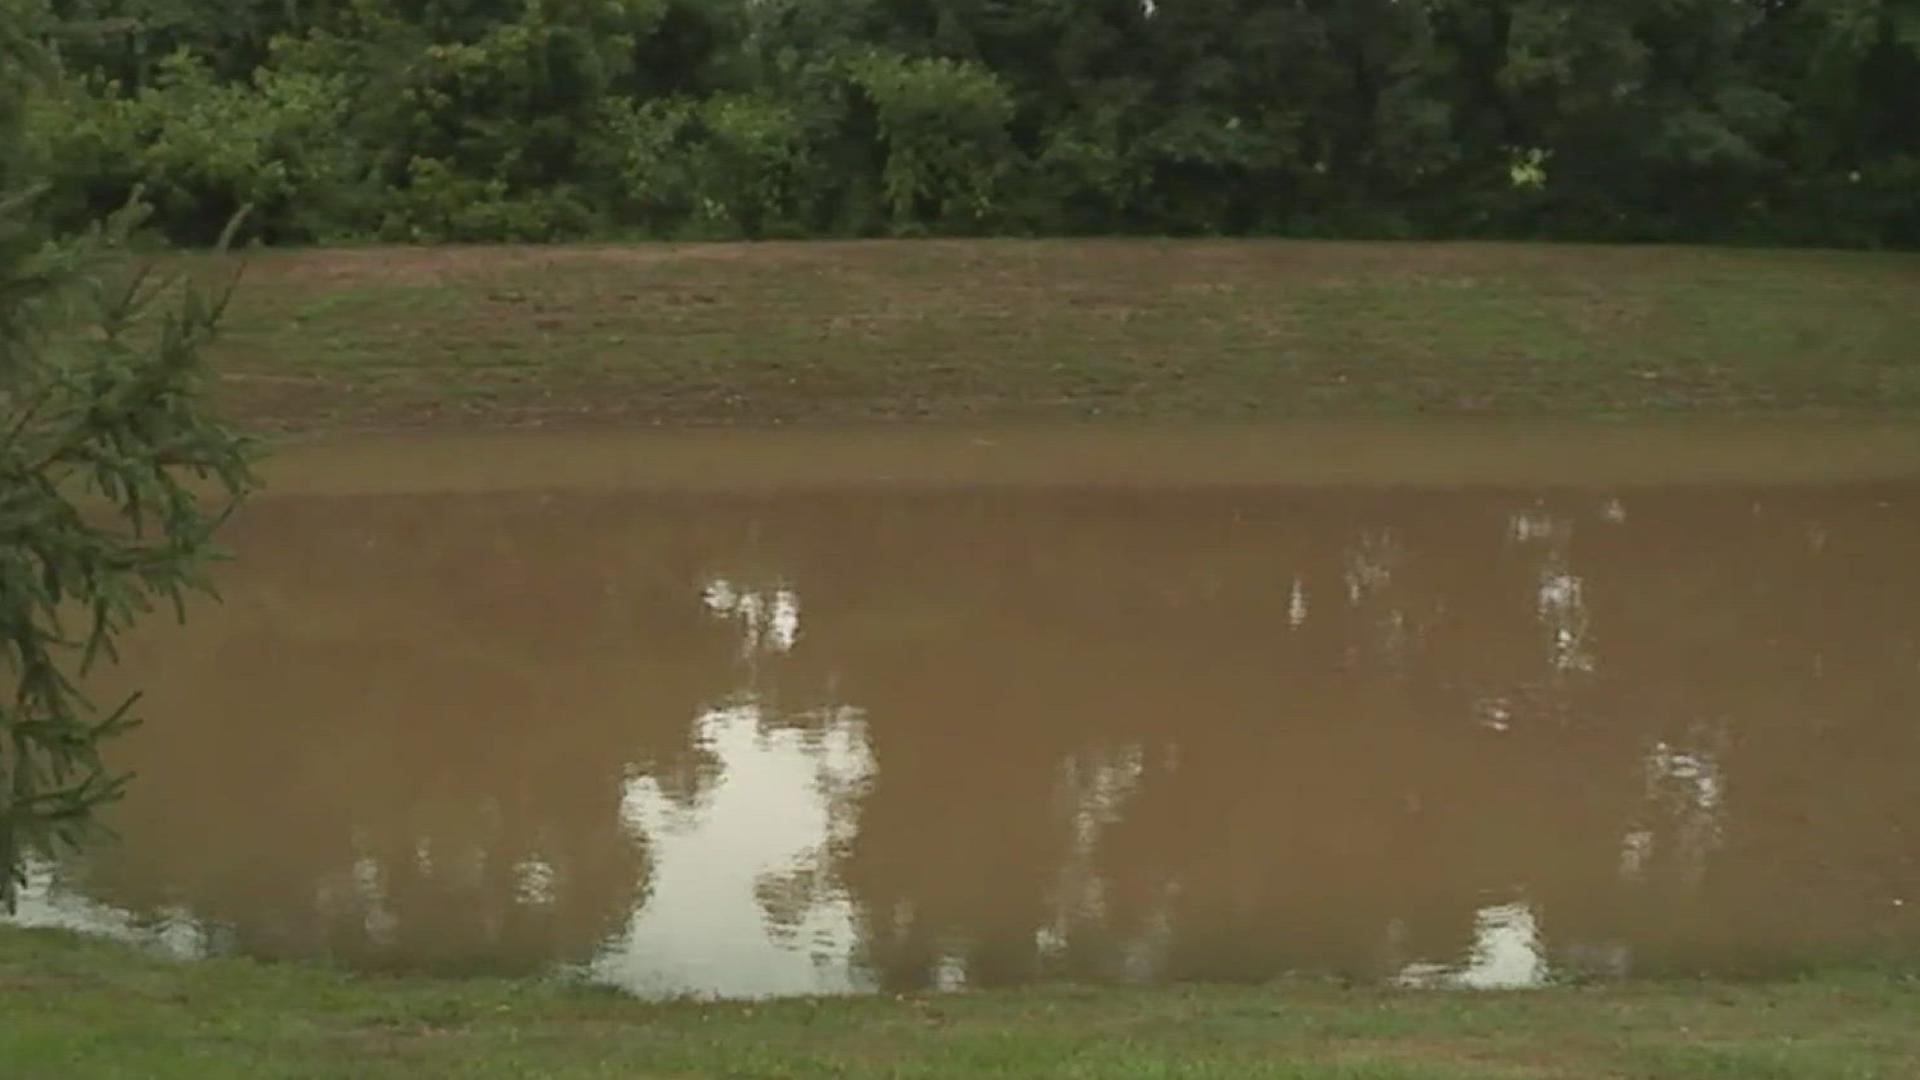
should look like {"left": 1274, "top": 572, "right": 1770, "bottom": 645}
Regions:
{"left": 15, "top": 0, "right": 1920, "bottom": 246}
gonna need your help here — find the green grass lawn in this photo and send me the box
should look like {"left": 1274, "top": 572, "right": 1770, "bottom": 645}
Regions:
{"left": 199, "top": 239, "right": 1920, "bottom": 432}
{"left": 5, "top": 928, "right": 1919, "bottom": 1079}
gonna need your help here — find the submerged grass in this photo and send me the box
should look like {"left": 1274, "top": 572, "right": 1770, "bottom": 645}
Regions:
{"left": 199, "top": 239, "right": 1920, "bottom": 432}
{"left": 4, "top": 928, "right": 1919, "bottom": 1079}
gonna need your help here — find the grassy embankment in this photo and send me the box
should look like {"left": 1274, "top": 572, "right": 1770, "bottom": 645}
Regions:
{"left": 202, "top": 239, "right": 1920, "bottom": 432}
{"left": 5, "top": 928, "right": 1920, "bottom": 1079}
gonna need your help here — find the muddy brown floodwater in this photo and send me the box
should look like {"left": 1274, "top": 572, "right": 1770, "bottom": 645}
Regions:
{"left": 11, "top": 424, "right": 1920, "bottom": 996}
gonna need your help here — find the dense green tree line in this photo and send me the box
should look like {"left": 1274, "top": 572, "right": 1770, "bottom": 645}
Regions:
{"left": 11, "top": 0, "right": 1920, "bottom": 246}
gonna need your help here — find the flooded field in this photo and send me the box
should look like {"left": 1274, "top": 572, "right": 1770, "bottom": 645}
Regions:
{"left": 12, "top": 425, "right": 1920, "bottom": 997}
